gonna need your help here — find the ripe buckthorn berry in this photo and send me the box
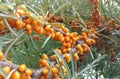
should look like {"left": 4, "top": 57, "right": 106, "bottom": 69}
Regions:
{"left": 42, "top": 69, "right": 49, "bottom": 75}
{"left": 50, "top": 55, "right": 56, "bottom": 61}
{"left": 20, "top": 74, "right": 31, "bottom": 79}
{"left": 0, "top": 51, "right": 4, "bottom": 60}
{"left": 76, "top": 44, "right": 82, "bottom": 50}
{"left": 85, "top": 38, "right": 91, "bottom": 45}
{"left": 19, "top": 64, "right": 26, "bottom": 72}
{"left": 26, "top": 24, "right": 32, "bottom": 30}
{"left": 66, "top": 48, "right": 71, "bottom": 53}
{"left": 52, "top": 73, "right": 58, "bottom": 79}
{"left": 63, "top": 42, "right": 68, "bottom": 47}
{"left": 3, "top": 66, "right": 11, "bottom": 74}
{"left": 26, "top": 29, "right": 32, "bottom": 35}
{"left": 55, "top": 64, "right": 59, "bottom": 69}
{"left": 55, "top": 32, "right": 61, "bottom": 37}
{"left": 25, "top": 69, "right": 32, "bottom": 76}
{"left": 64, "top": 53, "right": 71, "bottom": 63}
{"left": 62, "top": 48, "right": 67, "bottom": 53}
{"left": 42, "top": 54, "right": 48, "bottom": 60}
{"left": 61, "top": 26, "right": 69, "bottom": 33}
{"left": 37, "top": 28, "right": 44, "bottom": 34}
{"left": 40, "top": 59, "right": 49, "bottom": 67}
{"left": 45, "top": 25, "right": 51, "bottom": 31}
{"left": 82, "top": 44, "right": 90, "bottom": 52}
{"left": 64, "top": 36, "right": 70, "bottom": 42}
{"left": 16, "top": 9, "right": 25, "bottom": 16}
{"left": 90, "top": 39, "right": 96, "bottom": 44}
{"left": 79, "top": 47, "right": 83, "bottom": 55}
{"left": 52, "top": 67, "right": 58, "bottom": 73}
{"left": 10, "top": 71, "right": 20, "bottom": 79}
{"left": 26, "top": 11, "right": 30, "bottom": 17}
{"left": 73, "top": 53, "right": 79, "bottom": 61}
{"left": 32, "top": 20, "right": 38, "bottom": 25}
{"left": 25, "top": 18, "right": 32, "bottom": 24}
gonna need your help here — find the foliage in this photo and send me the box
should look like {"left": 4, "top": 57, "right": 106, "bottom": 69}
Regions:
{"left": 0, "top": 0, "right": 120, "bottom": 79}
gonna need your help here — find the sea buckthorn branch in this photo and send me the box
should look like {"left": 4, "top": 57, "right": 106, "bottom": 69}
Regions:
{"left": 0, "top": 1, "right": 119, "bottom": 79}
{"left": 0, "top": 60, "right": 45, "bottom": 79}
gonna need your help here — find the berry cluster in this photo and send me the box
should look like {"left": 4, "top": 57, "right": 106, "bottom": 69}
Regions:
{"left": 0, "top": 0, "right": 119, "bottom": 78}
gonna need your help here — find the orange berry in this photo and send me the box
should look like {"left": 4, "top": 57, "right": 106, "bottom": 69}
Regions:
{"left": 26, "top": 24, "right": 32, "bottom": 30}
{"left": 55, "top": 32, "right": 61, "bottom": 37}
{"left": 73, "top": 53, "right": 79, "bottom": 61}
{"left": 26, "top": 29, "right": 32, "bottom": 35}
{"left": 37, "top": 28, "right": 44, "bottom": 34}
{"left": 64, "top": 53, "right": 71, "bottom": 63}
{"left": 0, "top": 51, "right": 4, "bottom": 60}
{"left": 25, "top": 18, "right": 32, "bottom": 24}
{"left": 50, "top": 55, "right": 56, "bottom": 61}
{"left": 76, "top": 44, "right": 82, "bottom": 50}
{"left": 3, "top": 66, "right": 11, "bottom": 74}
{"left": 10, "top": 71, "right": 20, "bottom": 79}
{"left": 79, "top": 47, "right": 83, "bottom": 55}
{"left": 25, "top": 69, "right": 32, "bottom": 76}
{"left": 91, "top": 39, "right": 96, "bottom": 44}
{"left": 26, "top": 11, "right": 30, "bottom": 17}
{"left": 52, "top": 67, "right": 58, "bottom": 74}
{"left": 85, "top": 38, "right": 90, "bottom": 43}
{"left": 82, "top": 44, "right": 90, "bottom": 52}
{"left": 42, "top": 54, "right": 48, "bottom": 60}
{"left": 20, "top": 74, "right": 31, "bottom": 79}
{"left": 64, "top": 36, "right": 70, "bottom": 42}
{"left": 61, "top": 26, "right": 69, "bottom": 33}
{"left": 32, "top": 20, "right": 38, "bottom": 25}
{"left": 40, "top": 59, "right": 49, "bottom": 67}
{"left": 42, "top": 69, "right": 49, "bottom": 75}
{"left": 55, "top": 64, "right": 59, "bottom": 69}
{"left": 45, "top": 25, "right": 51, "bottom": 31}
{"left": 19, "top": 64, "right": 26, "bottom": 72}
{"left": 16, "top": 9, "right": 25, "bottom": 16}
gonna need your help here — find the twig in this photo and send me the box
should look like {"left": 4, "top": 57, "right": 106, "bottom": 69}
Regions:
{"left": 0, "top": 60, "right": 45, "bottom": 79}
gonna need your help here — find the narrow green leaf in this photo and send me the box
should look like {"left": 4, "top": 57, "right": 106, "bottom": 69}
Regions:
{"left": 53, "top": 2, "right": 71, "bottom": 14}
{"left": 56, "top": 57, "right": 64, "bottom": 79}
{"left": 0, "top": 37, "right": 2, "bottom": 51}
{"left": 41, "top": 34, "right": 51, "bottom": 48}
{"left": 70, "top": 49, "right": 75, "bottom": 77}
{"left": 0, "top": 14, "right": 18, "bottom": 19}
{"left": 76, "top": 64, "right": 98, "bottom": 77}
{"left": 0, "top": 3, "right": 13, "bottom": 12}
{"left": 53, "top": 50, "right": 71, "bottom": 79}
{"left": 29, "top": 35, "right": 38, "bottom": 50}
{"left": 4, "top": 32, "right": 24, "bottom": 58}
{"left": 76, "top": 54, "right": 107, "bottom": 77}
